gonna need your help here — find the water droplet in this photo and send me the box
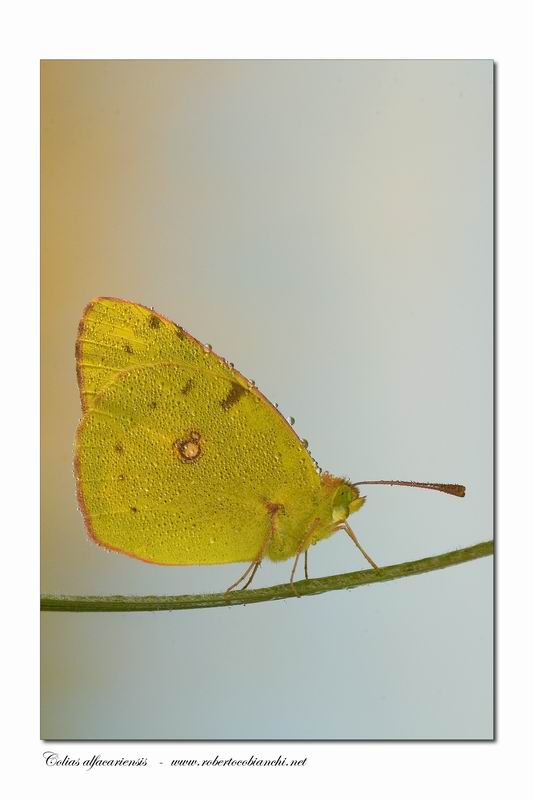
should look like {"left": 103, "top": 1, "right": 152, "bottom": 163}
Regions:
{"left": 288, "top": 416, "right": 295, "bottom": 426}
{"left": 302, "top": 439, "right": 308, "bottom": 448}
{"left": 206, "top": 343, "right": 213, "bottom": 352}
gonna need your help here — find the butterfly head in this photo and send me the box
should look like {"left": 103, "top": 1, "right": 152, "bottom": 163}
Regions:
{"left": 331, "top": 482, "right": 366, "bottom": 523}
{"left": 319, "top": 473, "right": 366, "bottom": 525}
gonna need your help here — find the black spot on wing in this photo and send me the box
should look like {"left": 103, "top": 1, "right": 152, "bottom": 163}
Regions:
{"left": 221, "top": 381, "right": 246, "bottom": 410}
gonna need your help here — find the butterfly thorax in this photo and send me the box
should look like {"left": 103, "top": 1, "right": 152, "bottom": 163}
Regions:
{"left": 266, "top": 473, "right": 365, "bottom": 562}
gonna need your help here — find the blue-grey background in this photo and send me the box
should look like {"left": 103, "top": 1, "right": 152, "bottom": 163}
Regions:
{"left": 41, "top": 60, "right": 493, "bottom": 739}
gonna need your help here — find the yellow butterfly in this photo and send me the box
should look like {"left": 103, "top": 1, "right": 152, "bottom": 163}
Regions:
{"left": 74, "top": 298, "right": 465, "bottom": 592}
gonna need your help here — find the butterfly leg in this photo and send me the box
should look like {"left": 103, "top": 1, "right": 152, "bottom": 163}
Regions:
{"left": 224, "top": 560, "right": 259, "bottom": 595}
{"left": 340, "top": 521, "right": 379, "bottom": 569}
{"left": 224, "top": 502, "right": 283, "bottom": 595}
{"left": 290, "top": 518, "right": 321, "bottom": 595}
{"left": 304, "top": 549, "right": 309, "bottom": 580}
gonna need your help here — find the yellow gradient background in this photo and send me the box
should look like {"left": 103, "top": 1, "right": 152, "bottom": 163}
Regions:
{"left": 41, "top": 60, "right": 493, "bottom": 739}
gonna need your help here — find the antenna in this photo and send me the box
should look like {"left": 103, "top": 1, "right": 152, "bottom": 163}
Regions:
{"left": 350, "top": 480, "right": 465, "bottom": 498}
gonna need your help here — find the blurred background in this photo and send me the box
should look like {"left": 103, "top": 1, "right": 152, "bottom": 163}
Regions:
{"left": 41, "top": 60, "right": 493, "bottom": 739}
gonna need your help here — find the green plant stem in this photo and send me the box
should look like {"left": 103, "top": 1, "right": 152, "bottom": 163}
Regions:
{"left": 40, "top": 540, "right": 493, "bottom": 613}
